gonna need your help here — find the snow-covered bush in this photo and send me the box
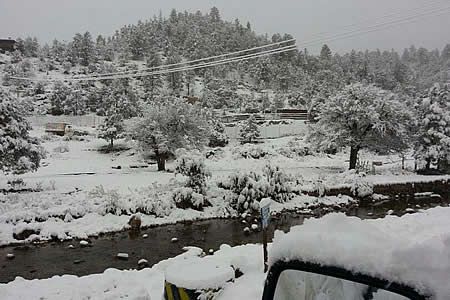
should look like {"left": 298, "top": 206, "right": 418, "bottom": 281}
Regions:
{"left": 218, "top": 164, "right": 293, "bottom": 213}
{"left": 278, "top": 138, "right": 313, "bottom": 158}
{"left": 7, "top": 178, "right": 26, "bottom": 190}
{"left": 238, "top": 115, "right": 261, "bottom": 144}
{"left": 349, "top": 172, "right": 374, "bottom": 198}
{"left": 232, "top": 144, "right": 271, "bottom": 159}
{"left": 175, "top": 151, "right": 211, "bottom": 195}
{"left": 208, "top": 119, "right": 229, "bottom": 147}
{"left": 172, "top": 187, "right": 208, "bottom": 210}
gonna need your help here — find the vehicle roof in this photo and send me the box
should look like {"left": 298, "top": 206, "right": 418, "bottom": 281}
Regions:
{"left": 269, "top": 206, "right": 450, "bottom": 299}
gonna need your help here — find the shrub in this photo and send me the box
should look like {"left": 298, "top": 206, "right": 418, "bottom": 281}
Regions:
{"left": 175, "top": 151, "right": 211, "bottom": 194}
{"left": 278, "top": 138, "right": 313, "bottom": 158}
{"left": 172, "top": 187, "right": 209, "bottom": 210}
{"left": 218, "top": 164, "right": 293, "bottom": 213}
{"left": 208, "top": 119, "right": 229, "bottom": 147}
{"left": 233, "top": 144, "right": 270, "bottom": 159}
{"left": 238, "top": 115, "right": 261, "bottom": 144}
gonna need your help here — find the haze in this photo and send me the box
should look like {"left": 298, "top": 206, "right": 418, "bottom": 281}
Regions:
{"left": 1, "top": 0, "right": 449, "bottom": 53}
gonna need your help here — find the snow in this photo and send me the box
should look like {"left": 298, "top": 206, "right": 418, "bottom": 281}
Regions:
{"left": 2, "top": 208, "right": 450, "bottom": 299}
{"left": 0, "top": 125, "right": 448, "bottom": 246}
{"left": 165, "top": 257, "right": 234, "bottom": 290}
{"left": 269, "top": 206, "right": 450, "bottom": 299}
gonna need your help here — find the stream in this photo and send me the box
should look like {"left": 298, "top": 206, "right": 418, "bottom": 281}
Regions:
{"left": 0, "top": 193, "right": 448, "bottom": 283}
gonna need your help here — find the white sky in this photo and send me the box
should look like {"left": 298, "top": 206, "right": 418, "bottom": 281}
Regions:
{"left": 1, "top": 0, "right": 449, "bottom": 54}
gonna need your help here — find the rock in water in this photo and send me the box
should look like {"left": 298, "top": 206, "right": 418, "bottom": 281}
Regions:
{"left": 171, "top": 237, "right": 178, "bottom": 243}
{"left": 142, "top": 234, "right": 148, "bottom": 238}
{"left": 208, "top": 249, "right": 214, "bottom": 255}
{"left": 6, "top": 253, "right": 15, "bottom": 260}
{"left": 68, "top": 244, "right": 75, "bottom": 249}
{"left": 79, "top": 240, "right": 89, "bottom": 247}
{"left": 243, "top": 227, "right": 250, "bottom": 235}
{"left": 128, "top": 215, "right": 142, "bottom": 231}
{"left": 116, "top": 253, "right": 129, "bottom": 260}
{"left": 387, "top": 210, "right": 394, "bottom": 215}
{"left": 251, "top": 224, "right": 259, "bottom": 231}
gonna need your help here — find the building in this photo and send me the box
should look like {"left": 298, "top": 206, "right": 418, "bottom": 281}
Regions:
{"left": 0, "top": 39, "right": 16, "bottom": 53}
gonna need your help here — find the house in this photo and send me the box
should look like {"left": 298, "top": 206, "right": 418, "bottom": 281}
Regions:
{"left": 45, "top": 123, "right": 72, "bottom": 136}
{"left": 0, "top": 39, "right": 16, "bottom": 53}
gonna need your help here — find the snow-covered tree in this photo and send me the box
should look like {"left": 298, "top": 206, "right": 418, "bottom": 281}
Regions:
{"left": 208, "top": 118, "right": 229, "bottom": 147}
{"left": 0, "top": 88, "right": 44, "bottom": 174}
{"left": 98, "top": 110, "right": 125, "bottom": 149}
{"left": 133, "top": 97, "right": 209, "bottom": 171}
{"left": 308, "top": 83, "right": 411, "bottom": 169}
{"left": 239, "top": 115, "right": 261, "bottom": 144}
{"left": 413, "top": 84, "right": 450, "bottom": 171}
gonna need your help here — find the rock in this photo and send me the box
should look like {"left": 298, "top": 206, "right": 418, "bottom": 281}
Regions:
{"left": 171, "top": 237, "right": 178, "bottom": 243}
{"left": 79, "top": 240, "right": 89, "bottom": 247}
{"left": 241, "top": 220, "right": 247, "bottom": 224}
{"left": 367, "top": 212, "right": 374, "bottom": 216}
{"left": 128, "top": 215, "right": 142, "bottom": 231}
{"left": 68, "top": 244, "right": 75, "bottom": 249}
{"left": 208, "top": 249, "right": 214, "bottom": 255}
{"left": 243, "top": 227, "right": 250, "bottom": 235}
{"left": 405, "top": 208, "right": 415, "bottom": 213}
{"left": 73, "top": 259, "right": 84, "bottom": 264}
{"left": 387, "top": 210, "right": 394, "bottom": 215}
{"left": 13, "top": 229, "right": 39, "bottom": 241}
{"left": 116, "top": 253, "right": 129, "bottom": 260}
{"left": 6, "top": 253, "right": 15, "bottom": 260}
{"left": 142, "top": 234, "right": 148, "bottom": 238}
{"left": 241, "top": 212, "right": 248, "bottom": 219}
{"left": 415, "top": 204, "right": 421, "bottom": 208}
{"left": 251, "top": 224, "right": 259, "bottom": 231}
{"left": 138, "top": 259, "right": 149, "bottom": 269}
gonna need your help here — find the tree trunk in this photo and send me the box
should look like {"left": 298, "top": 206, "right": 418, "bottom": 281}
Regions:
{"left": 110, "top": 138, "right": 114, "bottom": 149}
{"left": 157, "top": 156, "right": 166, "bottom": 171}
{"left": 425, "top": 158, "right": 431, "bottom": 170}
{"left": 349, "top": 146, "right": 360, "bottom": 170}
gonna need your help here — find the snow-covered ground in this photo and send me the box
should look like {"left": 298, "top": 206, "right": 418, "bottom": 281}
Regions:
{"left": 2, "top": 206, "right": 449, "bottom": 300}
{"left": 0, "top": 124, "right": 448, "bottom": 245}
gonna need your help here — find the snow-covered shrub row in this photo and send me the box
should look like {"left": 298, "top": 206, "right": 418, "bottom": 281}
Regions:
{"left": 172, "top": 187, "right": 208, "bottom": 210}
{"left": 322, "top": 170, "right": 374, "bottom": 198}
{"left": 218, "top": 164, "right": 294, "bottom": 213}
{"left": 277, "top": 138, "right": 313, "bottom": 158}
{"left": 232, "top": 144, "right": 273, "bottom": 159}
{"left": 52, "top": 143, "right": 70, "bottom": 153}
{"left": 89, "top": 184, "right": 175, "bottom": 217}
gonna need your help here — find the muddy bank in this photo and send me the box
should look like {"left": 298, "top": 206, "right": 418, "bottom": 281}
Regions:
{"left": 1, "top": 193, "right": 448, "bottom": 283}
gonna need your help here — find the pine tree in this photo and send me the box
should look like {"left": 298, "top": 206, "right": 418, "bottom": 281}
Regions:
{"left": 239, "top": 115, "right": 261, "bottom": 144}
{"left": 98, "top": 109, "right": 125, "bottom": 149}
{"left": 414, "top": 84, "right": 450, "bottom": 171}
{"left": 0, "top": 88, "right": 44, "bottom": 174}
{"left": 208, "top": 118, "right": 229, "bottom": 147}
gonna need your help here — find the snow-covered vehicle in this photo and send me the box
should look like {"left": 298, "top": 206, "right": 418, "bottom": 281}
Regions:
{"left": 262, "top": 208, "right": 450, "bottom": 300}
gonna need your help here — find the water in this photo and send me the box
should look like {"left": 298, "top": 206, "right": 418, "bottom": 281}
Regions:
{"left": 0, "top": 194, "right": 447, "bottom": 283}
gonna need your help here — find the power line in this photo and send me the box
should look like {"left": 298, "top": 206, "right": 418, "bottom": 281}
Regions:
{"left": 72, "top": 38, "right": 296, "bottom": 79}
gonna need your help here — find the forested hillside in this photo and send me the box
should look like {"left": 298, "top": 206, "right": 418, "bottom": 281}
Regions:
{"left": 1, "top": 7, "right": 449, "bottom": 116}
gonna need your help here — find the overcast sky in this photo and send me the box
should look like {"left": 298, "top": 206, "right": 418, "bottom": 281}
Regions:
{"left": 1, "top": 0, "right": 449, "bottom": 54}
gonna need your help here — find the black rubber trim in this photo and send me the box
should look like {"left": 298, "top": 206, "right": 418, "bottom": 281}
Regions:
{"left": 262, "top": 260, "right": 430, "bottom": 300}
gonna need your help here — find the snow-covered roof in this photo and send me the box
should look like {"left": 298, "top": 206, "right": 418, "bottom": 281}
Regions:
{"left": 269, "top": 206, "right": 450, "bottom": 299}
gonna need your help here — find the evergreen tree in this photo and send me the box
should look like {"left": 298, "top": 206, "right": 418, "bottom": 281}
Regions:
{"left": 0, "top": 88, "right": 44, "bottom": 174}
{"left": 239, "top": 115, "right": 261, "bottom": 144}
{"left": 98, "top": 109, "right": 125, "bottom": 149}
{"left": 208, "top": 118, "right": 229, "bottom": 147}
{"left": 413, "top": 84, "right": 450, "bottom": 171}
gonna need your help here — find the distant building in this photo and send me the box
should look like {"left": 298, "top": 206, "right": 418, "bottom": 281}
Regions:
{"left": 0, "top": 39, "right": 16, "bottom": 53}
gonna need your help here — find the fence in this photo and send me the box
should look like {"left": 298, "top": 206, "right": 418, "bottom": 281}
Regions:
{"left": 27, "top": 115, "right": 105, "bottom": 128}
{"left": 225, "top": 120, "right": 307, "bottom": 140}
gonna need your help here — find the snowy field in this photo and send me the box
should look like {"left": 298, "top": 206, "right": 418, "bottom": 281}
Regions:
{"left": 0, "top": 123, "right": 448, "bottom": 246}
{"left": 1, "top": 206, "right": 449, "bottom": 300}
